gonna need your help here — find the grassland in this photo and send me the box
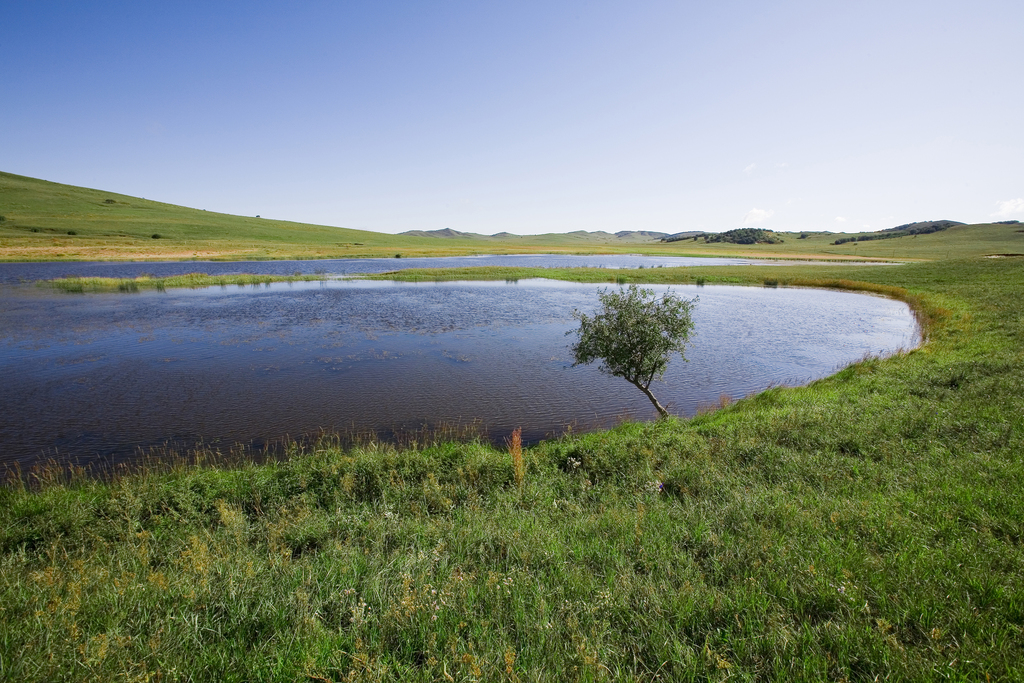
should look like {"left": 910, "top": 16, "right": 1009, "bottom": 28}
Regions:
{"left": 4, "top": 170, "right": 1023, "bottom": 262}
{"left": 2, "top": 253, "right": 1022, "bottom": 681}
{"left": 0, "top": 171, "right": 450, "bottom": 262}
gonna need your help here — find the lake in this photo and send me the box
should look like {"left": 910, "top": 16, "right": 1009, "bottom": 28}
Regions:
{"left": 0, "top": 271, "right": 918, "bottom": 471}
{"left": 0, "top": 252, "right": 893, "bottom": 286}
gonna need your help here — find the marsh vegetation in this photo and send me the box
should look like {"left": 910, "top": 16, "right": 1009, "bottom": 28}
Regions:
{"left": 43, "top": 272, "right": 332, "bottom": 292}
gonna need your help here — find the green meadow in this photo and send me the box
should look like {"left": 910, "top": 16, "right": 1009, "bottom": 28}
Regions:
{"left": 4, "top": 170, "right": 1022, "bottom": 262}
{"left": 2, "top": 250, "right": 1023, "bottom": 680}
{"left": 0, "top": 171, "right": 446, "bottom": 262}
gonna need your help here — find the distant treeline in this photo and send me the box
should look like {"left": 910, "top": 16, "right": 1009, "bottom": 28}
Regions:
{"left": 662, "top": 228, "right": 784, "bottom": 245}
{"left": 833, "top": 220, "right": 960, "bottom": 245}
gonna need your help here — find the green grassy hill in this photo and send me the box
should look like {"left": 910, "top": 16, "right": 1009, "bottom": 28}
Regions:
{"left": 4, "top": 170, "right": 1023, "bottom": 261}
{"left": 652, "top": 223, "right": 1024, "bottom": 261}
{"left": 796, "top": 222, "right": 1024, "bottom": 260}
{"left": 0, "top": 171, "right": 452, "bottom": 261}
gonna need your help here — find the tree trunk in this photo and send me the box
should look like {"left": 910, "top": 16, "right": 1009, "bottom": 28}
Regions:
{"left": 632, "top": 381, "right": 669, "bottom": 419}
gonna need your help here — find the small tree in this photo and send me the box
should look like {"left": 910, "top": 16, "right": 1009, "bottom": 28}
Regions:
{"left": 569, "top": 284, "right": 697, "bottom": 418}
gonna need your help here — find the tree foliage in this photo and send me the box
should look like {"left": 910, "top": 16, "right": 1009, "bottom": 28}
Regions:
{"left": 664, "top": 228, "right": 784, "bottom": 244}
{"left": 569, "top": 284, "right": 697, "bottom": 418}
{"left": 707, "top": 228, "right": 784, "bottom": 244}
{"left": 832, "top": 221, "right": 957, "bottom": 245}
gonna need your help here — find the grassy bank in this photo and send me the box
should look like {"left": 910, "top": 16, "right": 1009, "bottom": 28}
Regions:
{"left": 2, "top": 256, "right": 1021, "bottom": 681}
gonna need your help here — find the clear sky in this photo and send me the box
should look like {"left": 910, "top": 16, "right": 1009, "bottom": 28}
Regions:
{"left": 2, "top": 1, "right": 1022, "bottom": 235}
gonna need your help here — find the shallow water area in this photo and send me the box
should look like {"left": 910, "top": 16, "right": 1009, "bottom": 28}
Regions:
{"left": 0, "top": 276, "right": 918, "bottom": 471}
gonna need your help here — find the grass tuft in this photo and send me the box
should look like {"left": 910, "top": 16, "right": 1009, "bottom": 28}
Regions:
{"left": 507, "top": 427, "right": 525, "bottom": 491}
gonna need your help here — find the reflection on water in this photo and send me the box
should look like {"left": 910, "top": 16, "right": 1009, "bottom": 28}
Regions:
{"left": 0, "top": 279, "right": 918, "bottom": 469}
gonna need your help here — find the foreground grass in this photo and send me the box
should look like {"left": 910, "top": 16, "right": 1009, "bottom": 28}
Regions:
{"left": 2, "top": 257, "right": 1022, "bottom": 681}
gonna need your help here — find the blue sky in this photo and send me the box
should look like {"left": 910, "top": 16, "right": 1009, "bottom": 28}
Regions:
{"left": 3, "top": 1, "right": 1022, "bottom": 235}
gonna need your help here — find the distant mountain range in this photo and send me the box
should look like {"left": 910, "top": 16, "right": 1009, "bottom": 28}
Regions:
{"left": 399, "top": 228, "right": 671, "bottom": 242}
{"left": 400, "top": 223, "right": 980, "bottom": 244}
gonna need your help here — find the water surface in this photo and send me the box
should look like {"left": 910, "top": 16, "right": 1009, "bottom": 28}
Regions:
{"left": 0, "top": 279, "right": 918, "bottom": 470}
{"left": 0, "top": 251, "right": 899, "bottom": 286}
{"left": 0, "top": 254, "right": 760, "bottom": 285}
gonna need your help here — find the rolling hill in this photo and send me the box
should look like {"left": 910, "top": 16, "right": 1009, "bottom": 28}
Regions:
{"left": 2, "top": 171, "right": 1021, "bottom": 262}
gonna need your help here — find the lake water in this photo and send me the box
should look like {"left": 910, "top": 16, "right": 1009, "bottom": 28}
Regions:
{"left": 0, "top": 274, "right": 918, "bottom": 471}
{"left": 0, "top": 253, "right": 851, "bottom": 285}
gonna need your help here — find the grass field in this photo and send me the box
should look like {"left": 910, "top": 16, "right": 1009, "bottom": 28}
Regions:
{"left": 2, "top": 253, "right": 1022, "bottom": 681}
{"left": 0, "top": 171, "right": 446, "bottom": 262}
{"left": 4, "top": 171, "right": 1023, "bottom": 262}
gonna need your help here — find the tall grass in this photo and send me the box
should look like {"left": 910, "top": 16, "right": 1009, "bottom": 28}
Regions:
{"left": 508, "top": 427, "right": 525, "bottom": 492}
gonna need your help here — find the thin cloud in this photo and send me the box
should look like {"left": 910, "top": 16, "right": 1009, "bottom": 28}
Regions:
{"left": 743, "top": 208, "right": 773, "bottom": 225}
{"left": 743, "top": 163, "right": 756, "bottom": 175}
{"left": 992, "top": 198, "right": 1024, "bottom": 217}
{"left": 835, "top": 216, "right": 846, "bottom": 223}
